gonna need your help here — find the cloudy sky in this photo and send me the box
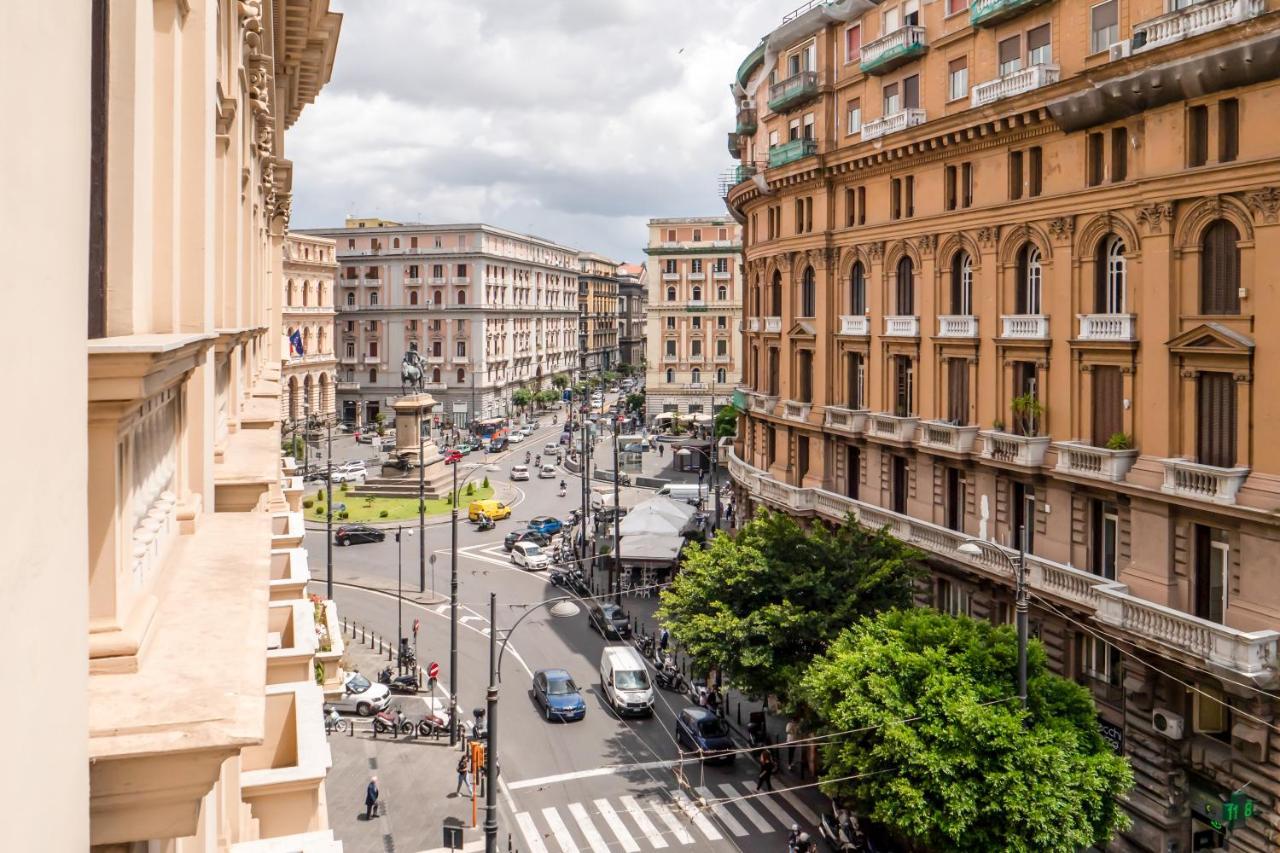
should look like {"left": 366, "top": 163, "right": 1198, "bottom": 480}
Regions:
{"left": 289, "top": 0, "right": 784, "bottom": 263}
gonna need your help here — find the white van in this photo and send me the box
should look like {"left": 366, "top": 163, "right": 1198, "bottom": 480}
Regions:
{"left": 599, "top": 645, "right": 654, "bottom": 716}
{"left": 655, "top": 483, "right": 708, "bottom": 505}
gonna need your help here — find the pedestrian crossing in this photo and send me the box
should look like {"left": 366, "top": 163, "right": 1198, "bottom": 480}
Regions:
{"left": 515, "top": 783, "right": 811, "bottom": 852}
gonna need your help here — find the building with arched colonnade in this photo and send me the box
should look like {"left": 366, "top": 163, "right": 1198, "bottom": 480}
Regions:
{"left": 282, "top": 232, "right": 338, "bottom": 425}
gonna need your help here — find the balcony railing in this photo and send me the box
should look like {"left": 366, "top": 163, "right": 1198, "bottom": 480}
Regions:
{"left": 733, "top": 164, "right": 758, "bottom": 185}
{"left": 763, "top": 316, "right": 782, "bottom": 333}
{"left": 745, "top": 389, "right": 780, "bottom": 415}
{"left": 1133, "top": 0, "right": 1265, "bottom": 54}
{"left": 861, "top": 108, "right": 927, "bottom": 142}
{"left": 1160, "top": 458, "right": 1250, "bottom": 505}
{"left": 970, "top": 0, "right": 1055, "bottom": 27}
{"left": 918, "top": 420, "right": 980, "bottom": 454}
{"left": 728, "top": 132, "right": 743, "bottom": 158}
{"left": 662, "top": 272, "right": 679, "bottom": 281}
{"left": 429, "top": 276, "right": 446, "bottom": 284}
{"left": 767, "top": 70, "right": 820, "bottom": 112}
{"left": 363, "top": 354, "right": 380, "bottom": 364}
{"left": 838, "top": 315, "right": 870, "bottom": 336}
{"left": 1054, "top": 441, "right": 1139, "bottom": 482}
{"left": 405, "top": 276, "right": 422, "bottom": 285}
{"left": 713, "top": 270, "right": 732, "bottom": 280}
{"left": 824, "top": 406, "right": 869, "bottom": 436}
{"left": 727, "top": 448, "right": 1280, "bottom": 680}
{"left": 714, "top": 353, "right": 731, "bottom": 363}
{"left": 364, "top": 277, "right": 381, "bottom": 286}
{"left": 783, "top": 400, "right": 812, "bottom": 423}
{"left": 868, "top": 413, "right": 919, "bottom": 443}
{"left": 971, "top": 63, "right": 1060, "bottom": 108}
{"left": 884, "top": 315, "right": 920, "bottom": 337}
{"left": 860, "top": 25, "right": 928, "bottom": 76}
{"left": 937, "top": 315, "right": 978, "bottom": 337}
{"left": 736, "top": 105, "right": 758, "bottom": 134}
{"left": 768, "top": 138, "right": 819, "bottom": 169}
{"left": 335, "top": 381, "right": 360, "bottom": 392}
{"left": 1077, "top": 313, "right": 1136, "bottom": 341}
{"left": 1001, "top": 314, "right": 1049, "bottom": 339}
{"left": 746, "top": 318, "right": 761, "bottom": 332}
{"left": 980, "top": 431, "right": 1050, "bottom": 467}
{"left": 688, "top": 272, "right": 706, "bottom": 281}
{"left": 426, "top": 354, "right": 445, "bottom": 364}
{"left": 663, "top": 353, "right": 678, "bottom": 363}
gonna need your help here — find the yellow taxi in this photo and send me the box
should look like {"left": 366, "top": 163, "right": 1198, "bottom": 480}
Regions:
{"left": 468, "top": 499, "right": 511, "bottom": 522}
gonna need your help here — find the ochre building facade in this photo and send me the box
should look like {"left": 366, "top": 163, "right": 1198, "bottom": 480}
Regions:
{"left": 726, "top": 1, "right": 1280, "bottom": 851}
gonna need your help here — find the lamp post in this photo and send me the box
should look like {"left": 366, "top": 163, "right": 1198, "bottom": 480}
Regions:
{"left": 957, "top": 526, "right": 1028, "bottom": 710}
{"left": 449, "top": 455, "right": 459, "bottom": 745}
{"left": 418, "top": 418, "right": 426, "bottom": 593}
{"left": 395, "top": 526, "right": 414, "bottom": 672}
{"left": 611, "top": 411, "right": 622, "bottom": 605}
{"left": 675, "top": 441, "right": 721, "bottom": 533}
{"left": 325, "top": 414, "right": 333, "bottom": 600}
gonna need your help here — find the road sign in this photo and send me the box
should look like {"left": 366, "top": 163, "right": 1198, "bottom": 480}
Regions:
{"left": 428, "top": 661, "right": 440, "bottom": 679}
{"left": 442, "top": 823, "right": 463, "bottom": 849}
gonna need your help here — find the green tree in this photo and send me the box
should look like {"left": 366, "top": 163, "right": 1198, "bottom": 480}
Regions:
{"left": 511, "top": 388, "right": 533, "bottom": 413}
{"left": 625, "top": 391, "right": 646, "bottom": 413}
{"left": 798, "top": 609, "right": 1133, "bottom": 853}
{"left": 657, "top": 510, "right": 923, "bottom": 702}
{"left": 616, "top": 363, "right": 635, "bottom": 377}
{"left": 535, "top": 389, "right": 560, "bottom": 408}
{"left": 551, "top": 373, "right": 570, "bottom": 391}
{"left": 713, "top": 404, "right": 738, "bottom": 439}
{"left": 601, "top": 370, "right": 619, "bottom": 385}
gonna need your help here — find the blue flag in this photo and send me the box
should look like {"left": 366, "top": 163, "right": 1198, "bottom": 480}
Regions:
{"left": 289, "top": 329, "right": 304, "bottom": 356}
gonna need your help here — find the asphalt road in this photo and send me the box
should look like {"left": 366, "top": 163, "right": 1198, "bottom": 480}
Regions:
{"left": 308, "top": 401, "right": 820, "bottom": 853}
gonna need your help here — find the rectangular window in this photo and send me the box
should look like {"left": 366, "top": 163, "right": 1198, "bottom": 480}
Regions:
{"left": 936, "top": 578, "right": 970, "bottom": 617}
{"left": 845, "top": 188, "right": 856, "bottom": 226}
{"left": 1087, "top": 132, "right": 1105, "bottom": 186}
{"left": 717, "top": 316, "right": 727, "bottom": 329}
{"left": 1027, "top": 24, "right": 1051, "bottom": 66}
{"left": 1090, "top": 499, "right": 1119, "bottom": 580}
{"left": 883, "top": 82, "right": 900, "bottom": 115}
{"left": 1193, "top": 683, "right": 1229, "bottom": 739}
{"left": 666, "top": 229, "right": 676, "bottom": 242}
{"left": 1028, "top": 146, "right": 1043, "bottom": 196}
{"left": 847, "top": 352, "right": 865, "bottom": 407}
{"left": 1008, "top": 150, "right": 1024, "bottom": 200}
{"left": 1196, "top": 372, "right": 1237, "bottom": 468}
{"left": 846, "top": 446, "right": 860, "bottom": 500}
{"left": 1188, "top": 105, "right": 1209, "bottom": 167}
{"left": 944, "top": 467, "right": 965, "bottom": 532}
{"left": 1081, "top": 634, "right": 1119, "bottom": 684}
{"left": 894, "top": 356, "right": 914, "bottom": 416}
{"left": 692, "top": 258, "right": 703, "bottom": 273}
{"left": 903, "top": 74, "right": 920, "bottom": 109}
{"left": 1110, "top": 127, "right": 1128, "bottom": 182}
{"left": 665, "top": 340, "right": 676, "bottom": 356}
{"left": 456, "top": 263, "right": 467, "bottom": 277}
{"left": 789, "top": 118, "right": 801, "bottom": 141}
{"left": 947, "top": 0, "right": 970, "bottom": 14}
{"left": 410, "top": 236, "right": 418, "bottom": 249}
{"left": 945, "top": 165, "right": 958, "bottom": 211}
{"left": 692, "top": 229, "right": 702, "bottom": 242}
{"left": 998, "top": 36, "right": 1022, "bottom": 77}
{"left": 884, "top": 5, "right": 901, "bottom": 32}
{"left": 846, "top": 99, "right": 861, "bottom": 135}
{"left": 962, "top": 162, "right": 973, "bottom": 208}
{"left": 845, "top": 24, "right": 861, "bottom": 63}
{"left": 1194, "top": 526, "right": 1229, "bottom": 625}
{"left": 716, "top": 338, "right": 728, "bottom": 355}
{"left": 1219, "top": 98, "right": 1239, "bottom": 163}
{"left": 890, "top": 178, "right": 902, "bottom": 220}
{"left": 766, "top": 426, "right": 777, "bottom": 465}
{"left": 1011, "top": 480, "right": 1035, "bottom": 553}
{"left": 1091, "top": 0, "right": 1118, "bottom": 54}
{"left": 891, "top": 456, "right": 910, "bottom": 514}
{"left": 948, "top": 57, "right": 968, "bottom": 101}
{"left": 369, "top": 341, "right": 379, "bottom": 357}
{"left": 718, "top": 227, "right": 727, "bottom": 240}
{"left": 904, "top": 175, "right": 915, "bottom": 218}
{"left": 666, "top": 317, "right": 675, "bottom": 329}
{"left": 798, "top": 435, "right": 810, "bottom": 481}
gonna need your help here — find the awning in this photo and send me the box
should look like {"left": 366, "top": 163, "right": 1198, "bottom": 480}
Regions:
{"left": 619, "top": 533, "right": 684, "bottom": 563}
{"left": 619, "top": 496, "right": 698, "bottom": 536}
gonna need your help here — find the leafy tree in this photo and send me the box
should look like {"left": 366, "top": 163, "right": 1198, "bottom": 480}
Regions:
{"left": 535, "top": 389, "right": 560, "bottom": 408}
{"left": 551, "top": 374, "right": 570, "bottom": 391}
{"left": 511, "top": 388, "right": 533, "bottom": 413}
{"left": 657, "top": 510, "right": 923, "bottom": 702}
{"left": 616, "top": 363, "right": 635, "bottom": 377}
{"left": 602, "top": 370, "right": 619, "bottom": 385}
{"left": 713, "top": 404, "right": 738, "bottom": 439}
{"left": 798, "top": 609, "right": 1133, "bottom": 853}
{"left": 625, "top": 392, "right": 646, "bottom": 413}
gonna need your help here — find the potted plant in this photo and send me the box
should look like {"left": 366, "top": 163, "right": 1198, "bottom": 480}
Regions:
{"left": 1105, "top": 432, "right": 1134, "bottom": 451}
{"left": 1010, "top": 393, "right": 1044, "bottom": 436}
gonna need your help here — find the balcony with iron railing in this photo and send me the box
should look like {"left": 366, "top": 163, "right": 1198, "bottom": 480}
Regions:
{"left": 1001, "top": 314, "right": 1049, "bottom": 339}
{"left": 918, "top": 420, "right": 981, "bottom": 454}
{"left": 767, "top": 70, "right": 820, "bottom": 112}
{"left": 728, "top": 132, "right": 743, "bottom": 158}
{"left": 838, "top": 315, "right": 870, "bottom": 336}
{"left": 1159, "top": 458, "right": 1250, "bottom": 505}
{"left": 884, "top": 315, "right": 920, "bottom": 337}
{"left": 868, "top": 412, "right": 919, "bottom": 444}
{"left": 768, "top": 138, "right": 819, "bottom": 169}
{"left": 971, "top": 63, "right": 1060, "bottom": 108}
{"left": 1053, "top": 441, "right": 1139, "bottom": 482}
{"left": 1077, "top": 314, "right": 1136, "bottom": 341}
{"left": 736, "top": 105, "right": 758, "bottom": 134}
{"left": 861, "top": 108, "right": 927, "bottom": 142}
{"left": 937, "top": 315, "right": 978, "bottom": 338}
{"left": 860, "top": 25, "right": 928, "bottom": 76}
{"left": 726, "top": 448, "right": 1279, "bottom": 681}
{"left": 1132, "top": 0, "right": 1265, "bottom": 54}
{"left": 980, "top": 430, "right": 1051, "bottom": 468}
{"left": 970, "top": 0, "right": 1056, "bottom": 27}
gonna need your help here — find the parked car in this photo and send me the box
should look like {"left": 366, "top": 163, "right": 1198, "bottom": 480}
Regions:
{"left": 586, "top": 602, "right": 630, "bottom": 639}
{"left": 531, "top": 668, "right": 586, "bottom": 722}
{"left": 335, "top": 524, "right": 385, "bottom": 546}
{"left": 443, "top": 449, "right": 463, "bottom": 465}
{"left": 330, "top": 672, "right": 391, "bottom": 717}
{"left": 489, "top": 436, "right": 508, "bottom": 452}
{"left": 508, "top": 432, "right": 525, "bottom": 444}
{"left": 510, "top": 464, "right": 530, "bottom": 481}
{"left": 503, "top": 528, "right": 550, "bottom": 552}
{"left": 521, "top": 423, "right": 539, "bottom": 435}
{"left": 468, "top": 499, "right": 511, "bottom": 521}
{"left": 510, "top": 541, "right": 551, "bottom": 571}
{"left": 527, "top": 515, "right": 563, "bottom": 536}
{"left": 674, "top": 706, "right": 734, "bottom": 762}
{"left": 330, "top": 468, "right": 365, "bottom": 484}
{"left": 538, "top": 464, "right": 557, "bottom": 479}
{"left": 455, "top": 442, "right": 474, "bottom": 455}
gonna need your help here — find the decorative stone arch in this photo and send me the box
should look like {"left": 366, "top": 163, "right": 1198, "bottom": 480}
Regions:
{"left": 937, "top": 232, "right": 982, "bottom": 272}
{"left": 1075, "top": 212, "right": 1142, "bottom": 262}
{"left": 996, "top": 222, "right": 1053, "bottom": 269}
{"left": 286, "top": 375, "right": 300, "bottom": 421}
{"left": 286, "top": 278, "right": 296, "bottom": 307}
{"left": 1172, "top": 194, "right": 1256, "bottom": 252}
{"left": 318, "top": 371, "right": 331, "bottom": 413}
{"left": 883, "top": 239, "right": 921, "bottom": 274}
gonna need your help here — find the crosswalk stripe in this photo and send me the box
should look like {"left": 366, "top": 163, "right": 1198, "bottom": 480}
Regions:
{"left": 669, "top": 790, "right": 722, "bottom": 841}
{"left": 567, "top": 802, "right": 611, "bottom": 853}
{"left": 717, "top": 783, "right": 773, "bottom": 833}
{"left": 594, "top": 798, "right": 640, "bottom": 852}
{"left": 751, "top": 789, "right": 796, "bottom": 830}
{"left": 779, "top": 788, "right": 821, "bottom": 827}
{"left": 618, "top": 795, "right": 668, "bottom": 849}
{"left": 515, "top": 812, "right": 550, "bottom": 853}
{"left": 542, "top": 807, "right": 579, "bottom": 853}
{"left": 651, "top": 800, "right": 695, "bottom": 845}
{"left": 694, "top": 786, "right": 748, "bottom": 837}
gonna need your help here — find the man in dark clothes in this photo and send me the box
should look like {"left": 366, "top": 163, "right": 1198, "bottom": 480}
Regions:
{"left": 365, "top": 776, "right": 379, "bottom": 819}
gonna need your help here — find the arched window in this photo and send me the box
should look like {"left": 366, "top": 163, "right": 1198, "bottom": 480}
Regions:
{"left": 434, "top": 290, "right": 442, "bottom": 305}
{"left": 667, "top": 286, "right": 677, "bottom": 301}
{"left": 457, "top": 368, "right": 466, "bottom": 382}
{"left": 850, "top": 262, "right": 866, "bottom": 314}
{"left": 302, "top": 282, "right": 310, "bottom": 307}
{"left": 1095, "top": 236, "right": 1126, "bottom": 314}
{"left": 393, "top": 238, "right": 400, "bottom": 249}
{"left": 895, "top": 256, "right": 914, "bottom": 315}
{"left": 369, "top": 369, "right": 377, "bottom": 383}
{"left": 286, "top": 280, "right": 294, "bottom": 307}
{"left": 752, "top": 282, "right": 761, "bottom": 316}
{"left": 1200, "top": 220, "right": 1240, "bottom": 315}
{"left": 432, "top": 367, "right": 441, "bottom": 383}
{"left": 718, "top": 285, "right": 728, "bottom": 301}
{"left": 1016, "top": 244, "right": 1042, "bottom": 314}
{"left": 370, "top": 291, "right": 379, "bottom": 306}
{"left": 770, "top": 271, "right": 783, "bottom": 315}
{"left": 346, "top": 292, "right": 355, "bottom": 306}
{"left": 456, "top": 290, "right": 467, "bottom": 305}
{"left": 692, "top": 368, "right": 701, "bottom": 383}
{"left": 665, "top": 369, "right": 674, "bottom": 383}
{"left": 318, "top": 328, "right": 328, "bottom": 353}
{"left": 692, "top": 286, "right": 703, "bottom": 302}
{"left": 800, "top": 266, "right": 816, "bottom": 317}
{"left": 950, "top": 252, "right": 973, "bottom": 315}
{"left": 717, "top": 368, "right": 727, "bottom": 383}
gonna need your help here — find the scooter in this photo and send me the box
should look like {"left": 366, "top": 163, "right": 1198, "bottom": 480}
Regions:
{"left": 475, "top": 514, "right": 496, "bottom": 532}
{"left": 410, "top": 710, "right": 449, "bottom": 738}
{"left": 634, "top": 633, "right": 655, "bottom": 657}
{"left": 324, "top": 705, "right": 348, "bottom": 734}
{"left": 787, "top": 828, "right": 818, "bottom": 853}
{"left": 372, "top": 706, "right": 410, "bottom": 735}
{"left": 654, "top": 656, "right": 687, "bottom": 693}
{"left": 549, "top": 567, "right": 571, "bottom": 588}
{"left": 819, "top": 804, "right": 871, "bottom": 852}
{"left": 378, "top": 667, "right": 420, "bottom": 694}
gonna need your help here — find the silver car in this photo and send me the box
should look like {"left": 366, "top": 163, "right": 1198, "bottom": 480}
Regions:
{"left": 330, "top": 672, "right": 390, "bottom": 716}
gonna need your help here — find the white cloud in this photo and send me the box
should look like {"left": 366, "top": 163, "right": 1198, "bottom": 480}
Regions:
{"left": 288, "top": 0, "right": 783, "bottom": 261}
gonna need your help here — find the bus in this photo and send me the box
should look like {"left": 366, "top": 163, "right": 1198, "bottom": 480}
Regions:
{"left": 472, "top": 418, "right": 506, "bottom": 442}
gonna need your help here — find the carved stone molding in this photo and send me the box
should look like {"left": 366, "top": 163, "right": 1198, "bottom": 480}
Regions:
{"left": 1138, "top": 202, "right": 1174, "bottom": 235}
{"left": 1245, "top": 187, "right": 1280, "bottom": 225}
{"left": 239, "top": 0, "right": 264, "bottom": 55}
{"left": 273, "top": 192, "right": 293, "bottom": 227}
{"left": 1180, "top": 368, "right": 1199, "bottom": 379}
{"left": 917, "top": 234, "right": 937, "bottom": 257}
{"left": 1080, "top": 363, "right": 1095, "bottom": 373}
{"left": 976, "top": 226, "right": 998, "bottom": 249}
{"left": 866, "top": 241, "right": 885, "bottom": 260}
{"left": 1048, "top": 216, "right": 1076, "bottom": 242}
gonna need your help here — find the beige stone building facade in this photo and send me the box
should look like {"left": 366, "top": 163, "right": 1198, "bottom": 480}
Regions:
{"left": 617, "top": 262, "right": 648, "bottom": 369}
{"left": 725, "top": 1, "right": 1280, "bottom": 850}
{"left": 577, "top": 252, "right": 622, "bottom": 374}
{"left": 643, "top": 218, "right": 744, "bottom": 420}
{"left": 283, "top": 233, "right": 339, "bottom": 423}
{"left": 0, "top": 1, "right": 342, "bottom": 850}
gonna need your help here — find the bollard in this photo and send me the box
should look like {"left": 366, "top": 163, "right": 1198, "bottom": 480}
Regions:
{"left": 360, "top": 625, "right": 366, "bottom": 644}
{"left": 736, "top": 702, "right": 741, "bottom": 725}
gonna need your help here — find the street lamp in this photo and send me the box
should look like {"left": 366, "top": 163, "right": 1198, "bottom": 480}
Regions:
{"left": 675, "top": 442, "right": 721, "bottom": 533}
{"left": 957, "top": 526, "right": 1029, "bottom": 710}
{"left": 394, "top": 526, "right": 415, "bottom": 672}
{"left": 449, "top": 452, "right": 460, "bottom": 746}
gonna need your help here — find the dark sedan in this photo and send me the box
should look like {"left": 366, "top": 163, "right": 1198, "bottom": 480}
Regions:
{"left": 503, "top": 528, "right": 551, "bottom": 552}
{"left": 531, "top": 668, "right": 586, "bottom": 722}
{"left": 674, "top": 706, "right": 734, "bottom": 763}
{"left": 335, "top": 524, "right": 385, "bottom": 546}
{"left": 587, "top": 602, "right": 630, "bottom": 639}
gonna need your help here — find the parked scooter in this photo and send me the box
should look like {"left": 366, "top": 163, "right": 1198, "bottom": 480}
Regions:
{"left": 819, "top": 804, "right": 871, "bottom": 852}
{"left": 378, "top": 666, "right": 420, "bottom": 694}
{"left": 324, "top": 705, "right": 348, "bottom": 734}
{"left": 634, "top": 633, "right": 655, "bottom": 658}
{"left": 787, "top": 826, "right": 818, "bottom": 853}
{"left": 653, "top": 654, "right": 687, "bottom": 693}
{"left": 410, "top": 710, "right": 450, "bottom": 738}
{"left": 372, "top": 706, "right": 410, "bottom": 735}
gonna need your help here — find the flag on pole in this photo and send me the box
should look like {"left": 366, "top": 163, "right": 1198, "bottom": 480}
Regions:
{"left": 289, "top": 328, "right": 304, "bottom": 356}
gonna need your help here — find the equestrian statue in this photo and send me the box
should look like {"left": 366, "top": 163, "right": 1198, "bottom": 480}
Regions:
{"left": 401, "top": 349, "right": 425, "bottom": 395}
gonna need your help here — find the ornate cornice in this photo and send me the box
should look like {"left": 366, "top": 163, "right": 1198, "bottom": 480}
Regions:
{"left": 1245, "top": 187, "right": 1280, "bottom": 225}
{"left": 1137, "top": 202, "right": 1174, "bottom": 235}
{"left": 1048, "top": 216, "right": 1076, "bottom": 242}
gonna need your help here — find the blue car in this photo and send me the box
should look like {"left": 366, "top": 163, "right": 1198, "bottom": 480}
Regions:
{"left": 532, "top": 668, "right": 586, "bottom": 722}
{"left": 527, "top": 515, "right": 563, "bottom": 537}
{"left": 674, "top": 706, "right": 734, "bottom": 763}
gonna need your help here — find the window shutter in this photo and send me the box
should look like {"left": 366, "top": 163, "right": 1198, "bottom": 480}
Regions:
{"left": 1197, "top": 373, "right": 1236, "bottom": 467}
{"left": 951, "top": 254, "right": 963, "bottom": 314}
{"left": 1094, "top": 241, "right": 1109, "bottom": 314}
{"left": 1200, "top": 221, "right": 1240, "bottom": 314}
{"left": 897, "top": 256, "right": 914, "bottom": 314}
{"left": 1091, "top": 366, "right": 1123, "bottom": 445}
{"left": 948, "top": 359, "right": 969, "bottom": 424}
{"left": 1016, "top": 247, "right": 1029, "bottom": 314}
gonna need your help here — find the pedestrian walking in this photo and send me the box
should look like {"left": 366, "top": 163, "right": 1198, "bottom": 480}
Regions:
{"left": 785, "top": 718, "right": 799, "bottom": 771}
{"left": 658, "top": 443, "right": 665, "bottom": 458}
{"left": 658, "top": 626, "right": 670, "bottom": 654}
{"left": 455, "top": 751, "right": 474, "bottom": 796}
{"left": 756, "top": 749, "right": 776, "bottom": 792}
{"left": 364, "top": 776, "right": 380, "bottom": 819}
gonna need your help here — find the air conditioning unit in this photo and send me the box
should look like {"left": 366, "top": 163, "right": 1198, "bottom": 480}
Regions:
{"left": 1109, "top": 41, "right": 1132, "bottom": 61}
{"left": 1153, "top": 708, "right": 1185, "bottom": 740}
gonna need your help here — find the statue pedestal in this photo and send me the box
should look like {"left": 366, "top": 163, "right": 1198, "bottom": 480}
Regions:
{"left": 382, "top": 394, "right": 453, "bottom": 498}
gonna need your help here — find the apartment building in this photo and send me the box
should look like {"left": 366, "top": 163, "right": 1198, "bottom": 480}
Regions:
{"left": 283, "top": 233, "right": 339, "bottom": 422}
{"left": 577, "top": 252, "right": 622, "bottom": 373}
{"left": 643, "top": 218, "right": 744, "bottom": 419}
{"left": 1, "top": 2, "right": 343, "bottom": 850}
{"left": 725, "top": 2, "right": 1280, "bottom": 851}
{"left": 618, "top": 262, "right": 648, "bottom": 368}
{"left": 302, "top": 220, "right": 582, "bottom": 427}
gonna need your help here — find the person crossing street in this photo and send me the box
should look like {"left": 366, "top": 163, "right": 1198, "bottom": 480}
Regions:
{"left": 364, "top": 776, "right": 380, "bottom": 820}
{"left": 455, "top": 751, "right": 473, "bottom": 796}
{"left": 756, "top": 748, "right": 777, "bottom": 792}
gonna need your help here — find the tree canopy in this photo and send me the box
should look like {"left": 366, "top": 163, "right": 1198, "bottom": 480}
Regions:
{"left": 714, "top": 404, "right": 738, "bottom": 438}
{"left": 511, "top": 388, "right": 533, "bottom": 409}
{"left": 657, "top": 510, "right": 923, "bottom": 702}
{"left": 798, "top": 609, "right": 1133, "bottom": 853}
{"left": 551, "top": 374, "right": 570, "bottom": 390}
{"left": 625, "top": 392, "right": 646, "bottom": 413}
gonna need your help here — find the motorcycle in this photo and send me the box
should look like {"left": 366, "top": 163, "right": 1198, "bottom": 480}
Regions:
{"left": 525, "top": 450, "right": 532, "bottom": 464}
{"left": 324, "top": 705, "right": 348, "bottom": 734}
{"left": 378, "top": 666, "right": 420, "bottom": 695}
{"left": 558, "top": 485, "right": 567, "bottom": 497}
{"left": 819, "top": 804, "right": 872, "bottom": 852}
{"left": 787, "top": 828, "right": 818, "bottom": 853}
{"left": 634, "top": 633, "right": 655, "bottom": 657}
{"left": 475, "top": 514, "right": 496, "bottom": 532}
{"left": 549, "top": 567, "right": 571, "bottom": 588}
{"left": 654, "top": 656, "right": 687, "bottom": 693}
{"left": 410, "top": 710, "right": 450, "bottom": 739}
{"left": 372, "top": 706, "right": 411, "bottom": 736}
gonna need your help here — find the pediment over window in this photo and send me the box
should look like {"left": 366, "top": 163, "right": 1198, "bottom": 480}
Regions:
{"left": 788, "top": 320, "right": 816, "bottom": 339}
{"left": 1166, "top": 322, "right": 1254, "bottom": 357}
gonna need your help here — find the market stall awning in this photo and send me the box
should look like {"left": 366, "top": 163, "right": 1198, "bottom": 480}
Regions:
{"left": 619, "top": 533, "right": 684, "bottom": 563}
